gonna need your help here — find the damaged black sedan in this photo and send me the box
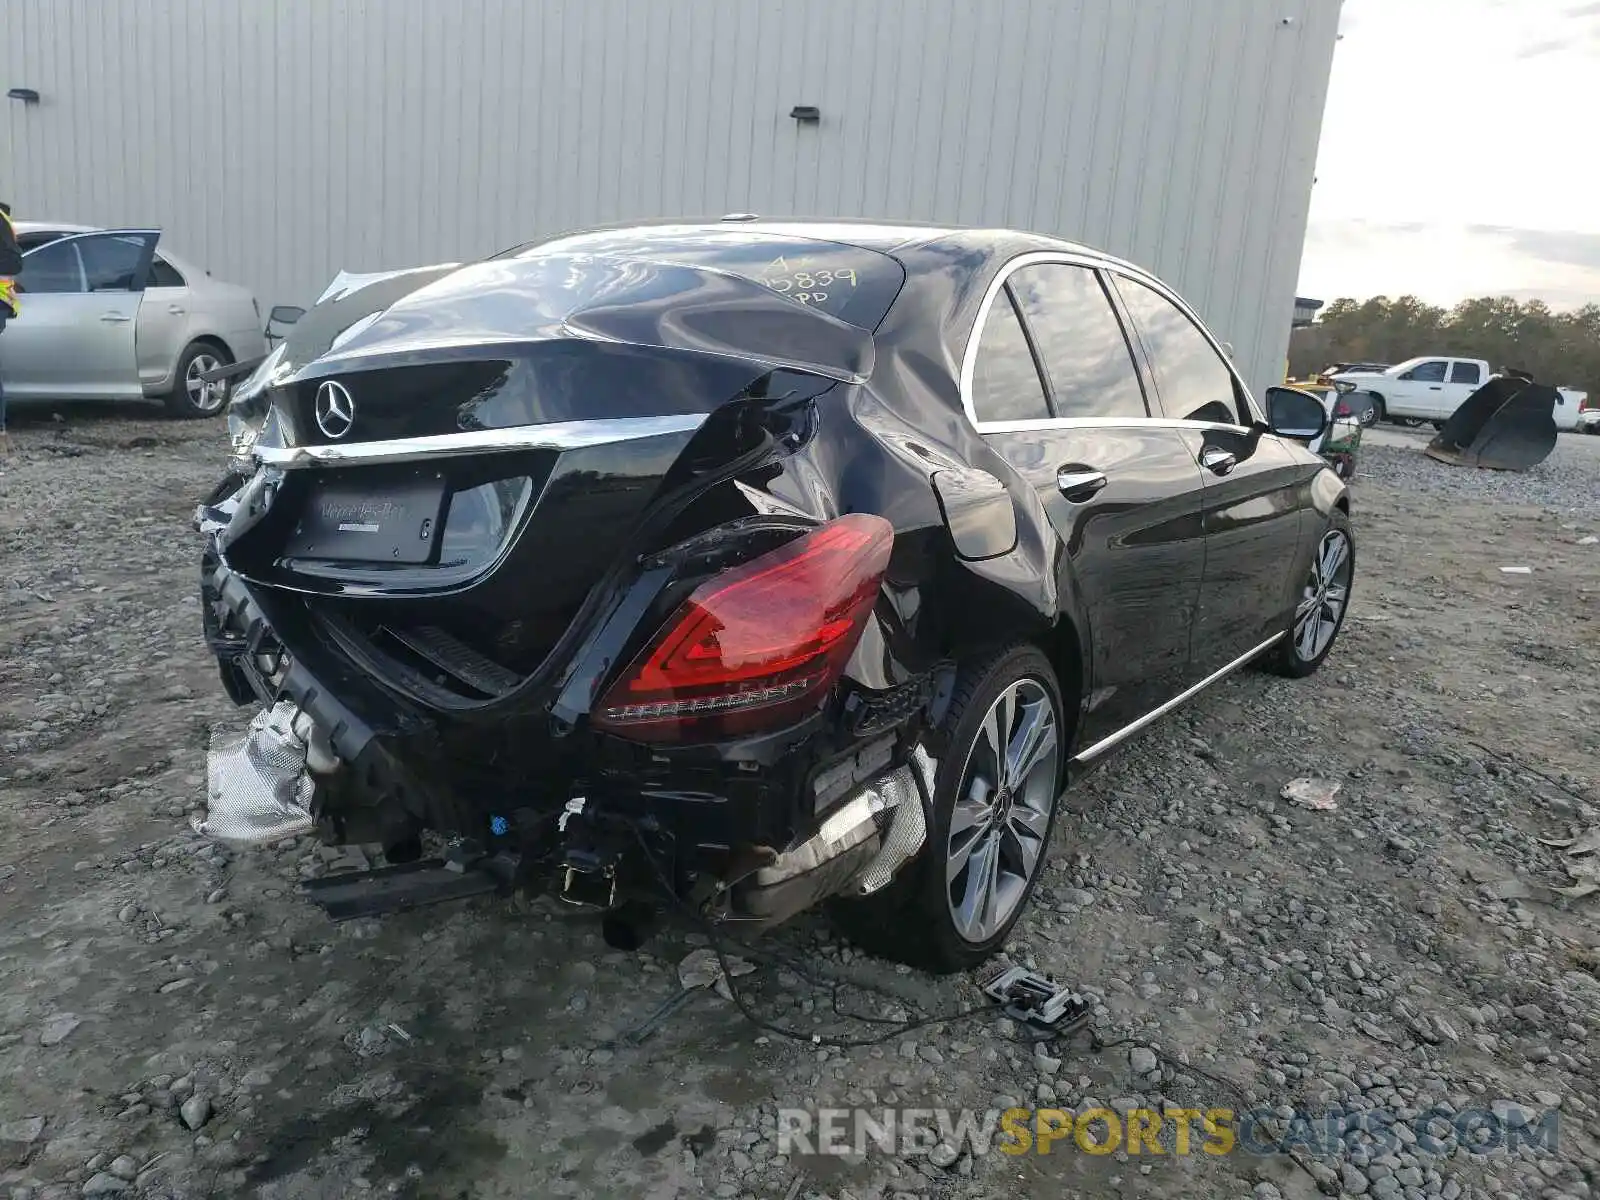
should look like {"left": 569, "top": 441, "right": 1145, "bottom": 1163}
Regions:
{"left": 195, "top": 220, "right": 1353, "bottom": 972}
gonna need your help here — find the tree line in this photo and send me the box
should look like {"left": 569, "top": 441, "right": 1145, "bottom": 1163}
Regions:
{"left": 1287, "top": 296, "right": 1600, "bottom": 395}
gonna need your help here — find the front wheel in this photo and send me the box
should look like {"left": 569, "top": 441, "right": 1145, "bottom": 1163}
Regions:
{"left": 830, "top": 643, "right": 1066, "bottom": 973}
{"left": 1264, "top": 511, "right": 1354, "bottom": 679}
{"left": 164, "top": 342, "right": 233, "bottom": 419}
{"left": 1397, "top": 416, "right": 1426, "bottom": 428}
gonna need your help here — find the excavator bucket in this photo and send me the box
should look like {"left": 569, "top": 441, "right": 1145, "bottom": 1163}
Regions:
{"left": 1423, "top": 377, "right": 1559, "bottom": 471}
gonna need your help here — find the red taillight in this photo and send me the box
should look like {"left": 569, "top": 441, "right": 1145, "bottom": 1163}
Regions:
{"left": 591, "top": 514, "right": 894, "bottom": 743}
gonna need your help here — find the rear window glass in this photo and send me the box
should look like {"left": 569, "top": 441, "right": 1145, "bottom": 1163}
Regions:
{"left": 496, "top": 231, "right": 905, "bottom": 330}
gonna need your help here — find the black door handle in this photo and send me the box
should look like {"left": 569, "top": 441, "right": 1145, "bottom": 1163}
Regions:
{"left": 1057, "top": 467, "right": 1108, "bottom": 502}
{"left": 1428, "top": 385, "right": 1443, "bottom": 390}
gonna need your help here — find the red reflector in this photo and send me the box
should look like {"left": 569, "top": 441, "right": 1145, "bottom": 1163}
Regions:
{"left": 591, "top": 514, "right": 894, "bottom": 743}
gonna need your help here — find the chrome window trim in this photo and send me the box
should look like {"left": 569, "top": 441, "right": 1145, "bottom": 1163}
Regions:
{"left": 958, "top": 250, "right": 1264, "bottom": 434}
{"left": 978, "top": 415, "right": 1261, "bottom": 436}
{"left": 252, "top": 414, "right": 709, "bottom": 469}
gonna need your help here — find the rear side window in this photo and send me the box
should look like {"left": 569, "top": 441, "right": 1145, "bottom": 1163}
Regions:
{"left": 1007, "top": 264, "right": 1147, "bottom": 419}
{"left": 1449, "top": 361, "right": 1481, "bottom": 385}
{"left": 18, "top": 240, "right": 86, "bottom": 294}
{"left": 147, "top": 255, "right": 186, "bottom": 287}
{"left": 970, "top": 290, "right": 1051, "bottom": 423}
{"left": 1402, "top": 360, "right": 1447, "bottom": 383}
{"left": 1114, "top": 276, "right": 1244, "bottom": 425}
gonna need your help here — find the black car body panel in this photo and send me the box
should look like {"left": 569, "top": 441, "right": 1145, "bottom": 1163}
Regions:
{"left": 196, "top": 219, "right": 1348, "bottom": 940}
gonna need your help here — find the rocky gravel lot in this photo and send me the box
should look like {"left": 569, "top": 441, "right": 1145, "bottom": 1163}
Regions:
{"left": 1, "top": 409, "right": 1598, "bottom": 1200}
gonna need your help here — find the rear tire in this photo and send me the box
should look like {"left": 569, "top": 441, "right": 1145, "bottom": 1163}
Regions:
{"left": 1264, "top": 510, "right": 1354, "bottom": 679}
{"left": 830, "top": 643, "right": 1066, "bottom": 973}
{"left": 164, "top": 341, "right": 233, "bottom": 419}
{"left": 1367, "top": 395, "right": 1386, "bottom": 426}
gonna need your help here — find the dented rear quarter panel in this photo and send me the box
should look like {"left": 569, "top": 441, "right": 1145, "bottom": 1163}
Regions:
{"left": 202, "top": 226, "right": 1143, "bottom": 850}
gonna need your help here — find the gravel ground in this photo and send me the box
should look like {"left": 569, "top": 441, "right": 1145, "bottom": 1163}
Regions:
{"left": 1, "top": 409, "right": 1598, "bottom": 1200}
{"left": 1358, "top": 426, "right": 1600, "bottom": 519}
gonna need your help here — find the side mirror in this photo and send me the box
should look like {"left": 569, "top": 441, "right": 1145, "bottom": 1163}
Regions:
{"left": 265, "top": 304, "right": 305, "bottom": 346}
{"left": 1265, "top": 385, "right": 1329, "bottom": 442}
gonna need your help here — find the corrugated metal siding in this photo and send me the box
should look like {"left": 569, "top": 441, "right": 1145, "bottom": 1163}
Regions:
{"left": 0, "top": 0, "right": 1341, "bottom": 397}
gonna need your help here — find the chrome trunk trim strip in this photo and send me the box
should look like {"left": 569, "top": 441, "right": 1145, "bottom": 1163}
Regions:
{"left": 253, "top": 414, "right": 709, "bottom": 469}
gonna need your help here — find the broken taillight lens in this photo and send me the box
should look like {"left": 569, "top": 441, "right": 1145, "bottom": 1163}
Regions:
{"left": 591, "top": 514, "right": 894, "bottom": 743}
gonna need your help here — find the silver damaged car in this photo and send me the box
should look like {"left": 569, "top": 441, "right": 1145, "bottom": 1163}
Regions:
{"left": 2, "top": 222, "right": 269, "bottom": 418}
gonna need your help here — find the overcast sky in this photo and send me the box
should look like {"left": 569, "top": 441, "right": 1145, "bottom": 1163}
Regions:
{"left": 1297, "top": 0, "right": 1600, "bottom": 309}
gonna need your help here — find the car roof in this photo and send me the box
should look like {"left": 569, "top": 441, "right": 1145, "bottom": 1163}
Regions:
{"left": 12, "top": 220, "right": 102, "bottom": 236}
{"left": 524, "top": 216, "right": 1146, "bottom": 277}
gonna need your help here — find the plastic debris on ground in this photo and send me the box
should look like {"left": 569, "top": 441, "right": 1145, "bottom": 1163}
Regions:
{"left": 1499, "top": 566, "right": 1533, "bottom": 575}
{"left": 1537, "top": 826, "right": 1600, "bottom": 900}
{"left": 1281, "top": 777, "right": 1341, "bottom": 811}
{"left": 678, "top": 947, "right": 757, "bottom": 1000}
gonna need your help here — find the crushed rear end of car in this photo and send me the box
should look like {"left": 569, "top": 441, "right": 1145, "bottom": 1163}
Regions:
{"left": 193, "top": 229, "right": 950, "bottom": 942}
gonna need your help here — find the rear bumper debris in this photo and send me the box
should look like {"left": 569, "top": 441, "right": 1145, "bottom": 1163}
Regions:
{"left": 195, "top": 701, "right": 316, "bottom": 845}
{"left": 195, "top": 498, "right": 939, "bottom": 935}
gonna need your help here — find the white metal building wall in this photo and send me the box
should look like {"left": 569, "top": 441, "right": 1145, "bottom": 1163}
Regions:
{"left": 0, "top": 0, "right": 1342, "bottom": 399}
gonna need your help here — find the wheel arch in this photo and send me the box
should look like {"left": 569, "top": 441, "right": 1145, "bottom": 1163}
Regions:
{"left": 923, "top": 559, "right": 1089, "bottom": 755}
{"left": 188, "top": 333, "right": 237, "bottom": 361}
{"left": 1040, "top": 611, "right": 1086, "bottom": 750}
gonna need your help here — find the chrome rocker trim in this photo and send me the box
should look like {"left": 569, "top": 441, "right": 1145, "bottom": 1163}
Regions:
{"left": 1071, "top": 632, "right": 1284, "bottom": 764}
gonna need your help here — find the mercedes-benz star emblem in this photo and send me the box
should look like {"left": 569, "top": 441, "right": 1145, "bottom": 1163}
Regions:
{"left": 314, "top": 380, "right": 356, "bottom": 439}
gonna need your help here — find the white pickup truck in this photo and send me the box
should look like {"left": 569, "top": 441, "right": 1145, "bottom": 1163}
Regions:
{"left": 1332, "top": 357, "right": 1589, "bottom": 430}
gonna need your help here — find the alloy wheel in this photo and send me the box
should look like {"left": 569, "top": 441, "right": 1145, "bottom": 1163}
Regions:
{"left": 186, "top": 352, "right": 226, "bottom": 413}
{"left": 945, "top": 677, "right": 1060, "bottom": 943}
{"left": 1294, "top": 529, "right": 1352, "bottom": 662}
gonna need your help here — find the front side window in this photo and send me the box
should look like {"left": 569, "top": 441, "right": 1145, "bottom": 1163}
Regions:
{"left": 1114, "top": 276, "right": 1244, "bottom": 425}
{"left": 970, "top": 289, "right": 1051, "bottom": 423}
{"left": 16, "top": 231, "right": 66, "bottom": 252}
{"left": 79, "top": 235, "right": 151, "bottom": 292}
{"left": 18, "top": 240, "right": 86, "bottom": 294}
{"left": 1449, "top": 361, "right": 1481, "bottom": 385}
{"left": 1402, "top": 360, "right": 1448, "bottom": 383}
{"left": 1006, "top": 264, "right": 1147, "bottom": 420}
